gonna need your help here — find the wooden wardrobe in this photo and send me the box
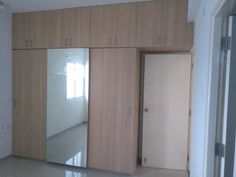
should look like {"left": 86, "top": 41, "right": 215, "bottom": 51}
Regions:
{"left": 88, "top": 48, "right": 140, "bottom": 174}
{"left": 12, "top": 50, "right": 46, "bottom": 160}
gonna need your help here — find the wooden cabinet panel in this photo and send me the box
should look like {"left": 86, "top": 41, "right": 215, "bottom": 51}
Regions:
{"left": 59, "top": 7, "right": 90, "bottom": 48}
{"left": 162, "top": 0, "right": 187, "bottom": 47}
{"left": 90, "top": 3, "right": 137, "bottom": 47}
{"left": 89, "top": 48, "right": 139, "bottom": 174}
{"left": 112, "top": 3, "right": 137, "bottom": 47}
{"left": 13, "top": 12, "right": 50, "bottom": 49}
{"left": 47, "top": 7, "right": 90, "bottom": 48}
{"left": 13, "top": 13, "right": 30, "bottom": 49}
{"left": 137, "top": 1, "right": 157, "bottom": 47}
{"left": 29, "top": 12, "right": 51, "bottom": 48}
{"left": 90, "top": 5, "right": 113, "bottom": 47}
{"left": 13, "top": 50, "right": 46, "bottom": 160}
{"left": 71, "top": 7, "right": 90, "bottom": 47}
{"left": 137, "top": 0, "right": 193, "bottom": 49}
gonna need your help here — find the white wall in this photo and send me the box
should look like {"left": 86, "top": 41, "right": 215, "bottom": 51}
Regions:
{"left": 190, "top": 0, "right": 225, "bottom": 177}
{"left": 47, "top": 49, "right": 89, "bottom": 138}
{"left": 0, "top": 9, "right": 12, "bottom": 159}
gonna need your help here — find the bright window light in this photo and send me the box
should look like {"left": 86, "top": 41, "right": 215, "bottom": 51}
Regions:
{"left": 67, "top": 63, "right": 84, "bottom": 99}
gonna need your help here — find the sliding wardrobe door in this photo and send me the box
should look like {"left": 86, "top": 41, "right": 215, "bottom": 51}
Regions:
{"left": 89, "top": 48, "right": 139, "bottom": 174}
{"left": 13, "top": 50, "right": 46, "bottom": 160}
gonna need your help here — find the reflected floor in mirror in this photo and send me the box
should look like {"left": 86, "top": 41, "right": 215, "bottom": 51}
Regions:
{"left": 0, "top": 157, "right": 188, "bottom": 177}
{"left": 47, "top": 122, "right": 87, "bottom": 167}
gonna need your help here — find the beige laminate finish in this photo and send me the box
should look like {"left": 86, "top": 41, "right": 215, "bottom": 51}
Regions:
{"left": 60, "top": 7, "right": 90, "bottom": 48}
{"left": 13, "top": 1, "right": 193, "bottom": 49}
{"left": 90, "top": 5, "right": 113, "bottom": 47}
{"left": 90, "top": 3, "right": 137, "bottom": 47}
{"left": 13, "top": 50, "right": 46, "bottom": 160}
{"left": 13, "top": 12, "right": 50, "bottom": 49}
{"left": 112, "top": 3, "right": 137, "bottom": 47}
{"left": 89, "top": 48, "right": 139, "bottom": 174}
{"left": 137, "top": 0, "right": 193, "bottom": 49}
{"left": 142, "top": 54, "right": 191, "bottom": 170}
{"left": 48, "top": 7, "right": 90, "bottom": 48}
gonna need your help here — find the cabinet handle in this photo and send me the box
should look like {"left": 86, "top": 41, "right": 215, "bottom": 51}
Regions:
{"left": 108, "top": 37, "right": 112, "bottom": 46}
{"left": 65, "top": 39, "right": 68, "bottom": 47}
{"left": 114, "top": 37, "right": 117, "bottom": 46}
{"left": 26, "top": 40, "right": 29, "bottom": 47}
{"left": 30, "top": 40, "right": 33, "bottom": 47}
{"left": 70, "top": 39, "right": 72, "bottom": 47}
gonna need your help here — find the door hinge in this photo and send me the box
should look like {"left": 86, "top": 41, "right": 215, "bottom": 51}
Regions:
{"left": 187, "top": 155, "right": 190, "bottom": 162}
{"left": 215, "top": 142, "right": 225, "bottom": 157}
{"left": 221, "top": 36, "right": 231, "bottom": 51}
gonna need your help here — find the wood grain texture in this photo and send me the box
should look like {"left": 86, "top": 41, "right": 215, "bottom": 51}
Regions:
{"left": 89, "top": 5, "right": 113, "bottom": 47}
{"left": 137, "top": 0, "right": 193, "bottom": 48}
{"left": 90, "top": 3, "right": 137, "bottom": 47}
{"left": 142, "top": 54, "right": 191, "bottom": 170}
{"left": 13, "top": 50, "right": 46, "bottom": 160}
{"left": 88, "top": 48, "right": 139, "bottom": 174}
{"left": 13, "top": 1, "right": 193, "bottom": 49}
{"left": 12, "top": 13, "right": 30, "bottom": 49}
{"left": 112, "top": 3, "right": 137, "bottom": 47}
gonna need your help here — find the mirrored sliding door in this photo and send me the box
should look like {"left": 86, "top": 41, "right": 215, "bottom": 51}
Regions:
{"left": 47, "top": 49, "right": 89, "bottom": 167}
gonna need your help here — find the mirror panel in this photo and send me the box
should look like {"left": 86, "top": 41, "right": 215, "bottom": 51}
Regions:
{"left": 47, "top": 48, "right": 89, "bottom": 167}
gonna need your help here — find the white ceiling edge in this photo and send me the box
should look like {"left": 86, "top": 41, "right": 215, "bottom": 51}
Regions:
{"left": 188, "top": 0, "right": 203, "bottom": 21}
{"left": 2, "top": 0, "right": 151, "bottom": 13}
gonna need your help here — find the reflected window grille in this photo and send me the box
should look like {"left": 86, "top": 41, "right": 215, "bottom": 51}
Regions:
{"left": 67, "top": 63, "right": 84, "bottom": 99}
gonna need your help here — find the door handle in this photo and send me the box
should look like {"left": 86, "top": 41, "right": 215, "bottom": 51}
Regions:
{"left": 144, "top": 108, "right": 149, "bottom": 112}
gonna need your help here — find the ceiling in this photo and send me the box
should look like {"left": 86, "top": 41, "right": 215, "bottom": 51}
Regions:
{"left": 1, "top": 0, "right": 150, "bottom": 13}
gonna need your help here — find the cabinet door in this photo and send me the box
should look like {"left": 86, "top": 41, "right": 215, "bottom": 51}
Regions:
{"left": 59, "top": 7, "right": 90, "bottom": 48}
{"left": 13, "top": 12, "right": 50, "bottom": 49}
{"left": 90, "top": 5, "right": 113, "bottom": 47}
{"left": 112, "top": 3, "right": 137, "bottom": 47}
{"left": 161, "top": 0, "right": 188, "bottom": 47}
{"left": 70, "top": 7, "right": 90, "bottom": 47}
{"left": 12, "top": 13, "right": 30, "bottom": 49}
{"left": 136, "top": 1, "right": 156, "bottom": 47}
{"left": 89, "top": 48, "right": 139, "bottom": 174}
{"left": 29, "top": 12, "right": 50, "bottom": 48}
{"left": 137, "top": 0, "right": 193, "bottom": 48}
{"left": 13, "top": 50, "right": 46, "bottom": 160}
{"left": 47, "top": 10, "right": 63, "bottom": 48}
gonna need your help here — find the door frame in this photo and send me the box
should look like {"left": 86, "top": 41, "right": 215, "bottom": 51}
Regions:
{"left": 202, "top": 0, "right": 236, "bottom": 177}
{"left": 137, "top": 52, "right": 194, "bottom": 170}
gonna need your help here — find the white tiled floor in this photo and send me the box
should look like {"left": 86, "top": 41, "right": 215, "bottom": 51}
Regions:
{"left": 47, "top": 123, "right": 87, "bottom": 167}
{"left": 0, "top": 157, "right": 188, "bottom": 177}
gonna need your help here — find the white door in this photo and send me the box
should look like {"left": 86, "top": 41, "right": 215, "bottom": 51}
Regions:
{"left": 142, "top": 54, "right": 191, "bottom": 170}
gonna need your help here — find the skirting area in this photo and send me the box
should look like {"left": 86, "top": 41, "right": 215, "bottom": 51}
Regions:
{"left": 47, "top": 122, "right": 87, "bottom": 167}
{"left": 0, "top": 157, "right": 188, "bottom": 177}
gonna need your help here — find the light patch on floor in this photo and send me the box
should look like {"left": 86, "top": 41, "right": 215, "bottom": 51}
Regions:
{"left": 0, "top": 157, "right": 188, "bottom": 177}
{"left": 47, "top": 122, "right": 87, "bottom": 167}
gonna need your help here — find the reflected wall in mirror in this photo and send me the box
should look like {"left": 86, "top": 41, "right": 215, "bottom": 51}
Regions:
{"left": 47, "top": 49, "right": 89, "bottom": 167}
